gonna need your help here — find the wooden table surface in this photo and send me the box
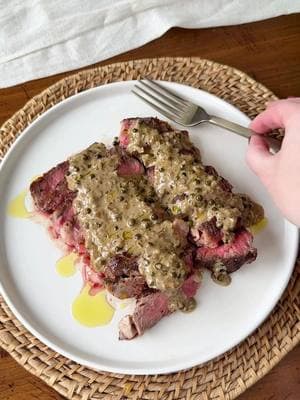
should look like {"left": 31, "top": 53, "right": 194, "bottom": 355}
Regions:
{"left": 0, "top": 13, "right": 300, "bottom": 400}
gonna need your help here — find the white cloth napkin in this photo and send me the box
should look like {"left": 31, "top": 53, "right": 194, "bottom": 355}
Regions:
{"left": 1, "top": 0, "right": 299, "bottom": 88}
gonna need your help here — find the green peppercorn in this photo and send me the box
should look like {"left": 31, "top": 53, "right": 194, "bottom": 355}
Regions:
{"left": 150, "top": 214, "right": 158, "bottom": 221}
{"left": 141, "top": 219, "right": 151, "bottom": 228}
{"left": 128, "top": 218, "right": 136, "bottom": 227}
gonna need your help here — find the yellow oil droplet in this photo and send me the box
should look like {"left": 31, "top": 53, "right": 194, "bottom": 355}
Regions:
{"left": 56, "top": 253, "right": 77, "bottom": 277}
{"left": 7, "top": 190, "right": 30, "bottom": 218}
{"left": 72, "top": 286, "right": 115, "bottom": 327}
{"left": 249, "top": 217, "right": 268, "bottom": 235}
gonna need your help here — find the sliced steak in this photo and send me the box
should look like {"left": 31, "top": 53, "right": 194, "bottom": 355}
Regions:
{"left": 191, "top": 217, "right": 222, "bottom": 248}
{"left": 120, "top": 117, "right": 171, "bottom": 147}
{"left": 196, "top": 229, "right": 257, "bottom": 273}
{"left": 119, "top": 292, "right": 170, "bottom": 339}
{"left": 172, "top": 218, "right": 190, "bottom": 245}
{"left": 117, "top": 154, "right": 144, "bottom": 177}
{"left": 104, "top": 254, "right": 150, "bottom": 299}
{"left": 181, "top": 272, "right": 201, "bottom": 298}
{"left": 119, "top": 117, "right": 264, "bottom": 277}
{"left": 30, "top": 162, "right": 87, "bottom": 255}
{"left": 204, "top": 165, "right": 233, "bottom": 193}
{"left": 119, "top": 272, "right": 200, "bottom": 339}
{"left": 30, "top": 161, "right": 75, "bottom": 215}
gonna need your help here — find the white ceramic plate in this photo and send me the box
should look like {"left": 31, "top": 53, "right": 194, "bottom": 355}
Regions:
{"left": 0, "top": 81, "right": 298, "bottom": 375}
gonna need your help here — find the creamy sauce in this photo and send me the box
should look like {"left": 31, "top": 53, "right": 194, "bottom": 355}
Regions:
{"left": 72, "top": 285, "right": 115, "bottom": 327}
{"left": 7, "top": 190, "right": 30, "bottom": 218}
{"left": 126, "top": 122, "right": 264, "bottom": 240}
{"left": 67, "top": 143, "right": 187, "bottom": 294}
{"left": 56, "top": 253, "right": 77, "bottom": 277}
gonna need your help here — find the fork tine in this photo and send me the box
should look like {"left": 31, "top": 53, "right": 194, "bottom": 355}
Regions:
{"left": 132, "top": 90, "right": 181, "bottom": 123}
{"left": 138, "top": 80, "right": 188, "bottom": 111}
{"left": 144, "top": 78, "right": 190, "bottom": 106}
{"left": 134, "top": 85, "right": 184, "bottom": 118}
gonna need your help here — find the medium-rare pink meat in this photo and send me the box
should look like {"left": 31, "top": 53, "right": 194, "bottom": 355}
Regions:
{"left": 30, "top": 116, "right": 263, "bottom": 340}
{"left": 30, "top": 141, "right": 200, "bottom": 339}
{"left": 119, "top": 272, "right": 200, "bottom": 339}
{"left": 30, "top": 161, "right": 75, "bottom": 215}
{"left": 119, "top": 292, "right": 169, "bottom": 339}
{"left": 119, "top": 117, "right": 264, "bottom": 277}
{"left": 30, "top": 161, "right": 87, "bottom": 256}
{"left": 104, "top": 254, "right": 151, "bottom": 299}
{"left": 196, "top": 229, "right": 257, "bottom": 273}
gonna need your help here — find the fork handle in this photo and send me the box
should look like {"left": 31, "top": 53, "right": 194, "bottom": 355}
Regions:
{"left": 209, "top": 115, "right": 281, "bottom": 154}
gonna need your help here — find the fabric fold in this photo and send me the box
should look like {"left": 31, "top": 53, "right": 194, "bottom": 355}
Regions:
{"left": 0, "top": 0, "right": 299, "bottom": 87}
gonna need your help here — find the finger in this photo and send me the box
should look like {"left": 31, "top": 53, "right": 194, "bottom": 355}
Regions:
{"left": 250, "top": 99, "right": 300, "bottom": 134}
{"left": 249, "top": 106, "right": 284, "bottom": 133}
{"left": 246, "top": 135, "right": 274, "bottom": 186}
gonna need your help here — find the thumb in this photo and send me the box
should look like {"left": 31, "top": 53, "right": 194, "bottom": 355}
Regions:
{"left": 246, "top": 134, "right": 275, "bottom": 187}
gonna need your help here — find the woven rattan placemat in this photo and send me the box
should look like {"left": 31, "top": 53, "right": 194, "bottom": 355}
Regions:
{"left": 0, "top": 58, "right": 299, "bottom": 400}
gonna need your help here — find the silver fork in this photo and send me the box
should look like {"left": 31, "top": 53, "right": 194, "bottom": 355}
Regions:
{"left": 132, "top": 78, "right": 281, "bottom": 153}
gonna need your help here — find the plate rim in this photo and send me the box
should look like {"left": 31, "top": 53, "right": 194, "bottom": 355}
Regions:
{"left": 0, "top": 80, "right": 298, "bottom": 375}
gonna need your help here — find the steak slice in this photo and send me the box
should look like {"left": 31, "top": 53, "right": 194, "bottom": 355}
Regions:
{"left": 117, "top": 153, "right": 145, "bottom": 177}
{"left": 30, "top": 149, "right": 149, "bottom": 294}
{"left": 120, "top": 117, "right": 171, "bottom": 147}
{"left": 119, "top": 272, "right": 200, "bottom": 339}
{"left": 104, "top": 254, "right": 150, "bottom": 299}
{"left": 30, "top": 161, "right": 87, "bottom": 255}
{"left": 119, "top": 292, "right": 169, "bottom": 339}
{"left": 204, "top": 165, "right": 233, "bottom": 193}
{"left": 30, "top": 144, "right": 198, "bottom": 331}
{"left": 191, "top": 217, "right": 222, "bottom": 249}
{"left": 196, "top": 229, "right": 257, "bottom": 273}
{"left": 30, "top": 161, "right": 75, "bottom": 215}
{"left": 119, "top": 117, "right": 264, "bottom": 275}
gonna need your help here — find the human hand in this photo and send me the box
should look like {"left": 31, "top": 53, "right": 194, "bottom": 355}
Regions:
{"left": 246, "top": 98, "right": 300, "bottom": 226}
